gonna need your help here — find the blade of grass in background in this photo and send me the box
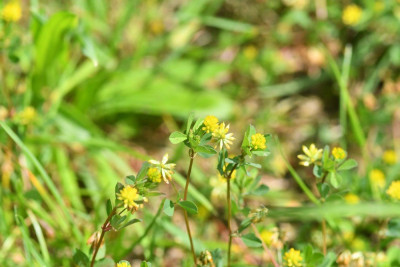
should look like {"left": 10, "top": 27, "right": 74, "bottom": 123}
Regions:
{"left": 324, "top": 45, "right": 367, "bottom": 156}
{"left": 0, "top": 121, "right": 82, "bottom": 242}
{"left": 27, "top": 210, "right": 50, "bottom": 265}
{"left": 268, "top": 202, "right": 400, "bottom": 220}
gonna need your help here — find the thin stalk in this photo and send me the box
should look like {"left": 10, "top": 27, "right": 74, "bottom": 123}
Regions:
{"left": 251, "top": 224, "right": 279, "bottom": 267}
{"left": 322, "top": 219, "right": 327, "bottom": 255}
{"left": 226, "top": 162, "right": 239, "bottom": 267}
{"left": 90, "top": 205, "right": 119, "bottom": 267}
{"left": 183, "top": 149, "right": 196, "bottom": 264}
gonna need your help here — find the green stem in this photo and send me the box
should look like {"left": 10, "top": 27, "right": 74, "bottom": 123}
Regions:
{"left": 226, "top": 162, "right": 239, "bottom": 267}
{"left": 183, "top": 149, "right": 196, "bottom": 264}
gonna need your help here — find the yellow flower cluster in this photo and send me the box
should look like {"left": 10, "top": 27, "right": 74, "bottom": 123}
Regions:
{"left": 147, "top": 167, "right": 162, "bottom": 183}
{"left": 117, "top": 186, "right": 140, "bottom": 212}
{"left": 369, "top": 169, "right": 385, "bottom": 189}
{"left": 283, "top": 248, "right": 303, "bottom": 267}
{"left": 17, "top": 106, "right": 36, "bottom": 125}
{"left": 383, "top": 150, "right": 397, "bottom": 165}
{"left": 202, "top": 115, "right": 235, "bottom": 150}
{"left": 1, "top": 1, "right": 21, "bottom": 22}
{"left": 251, "top": 133, "right": 266, "bottom": 150}
{"left": 332, "top": 147, "right": 346, "bottom": 160}
{"left": 297, "top": 143, "right": 322, "bottom": 167}
{"left": 342, "top": 4, "right": 362, "bottom": 26}
{"left": 387, "top": 181, "right": 400, "bottom": 200}
{"left": 148, "top": 154, "right": 176, "bottom": 184}
{"left": 116, "top": 261, "right": 131, "bottom": 267}
{"left": 202, "top": 115, "right": 219, "bottom": 133}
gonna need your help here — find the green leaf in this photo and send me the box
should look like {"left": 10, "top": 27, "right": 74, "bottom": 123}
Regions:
{"left": 241, "top": 233, "right": 262, "bottom": 248}
{"left": 238, "top": 218, "right": 252, "bottom": 233}
{"left": 125, "top": 175, "right": 136, "bottom": 185}
{"left": 110, "top": 215, "right": 126, "bottom": 229}
{"left": 106, "top": 199, "right": 112, "bottom": 216}
{"left": 313, "top": 165, "right": 323, "bottom": 178}
{"left": 186, "top": 113, "right": 194, "bottom": 134}
{"left": 120, "top": 218, "right": 142, "bottom": 229}
{"left": 387, "top": 219, "right": 400, "bottom": 238}
{"left": 251, "top": 150, "right": 270, "bottom": 157}
{"left": 251, "top": 184, "right": 270, "bottom": 196}
{"left": 178, "top": 200, "right": 198, "bottom": 215}
{"left": 193, "top": 118, "right": 204, "bottom": 133}
{"left": 137, "top": 162, "right": 150, "bottom": 181}
{"left": 318, "top": 183, "right": 330, "bottom": 199}
{"left": 217, "top": 150, "right": 228, "bottom": 175}
{"left": 169, "top": 131, "right": 187, "bottom": 144}
{"left": 328, "top": 172, "right": 339, "bottom": 188}
{"left": 338, "top": 159, "right": 358, "bottom": 171}
{"left": 140, "top": 261, "right": 152, "bottom": 267}
{"left": 73, "top": 249, "right": 89, "bottom": 267}
{"left": 317, "top": 251, "right": 336, "bottom": 267}
{"left": 195, "top": 144, "right": 217, "bottom": 155}
{"left": 32, "top": 12, "right": 79, "bottom": 92}
{"left": 163, "top": 199, "right": 174, "bottom": 217}
{"left": 115, "top": 183, "right": 124, "bottom": 195}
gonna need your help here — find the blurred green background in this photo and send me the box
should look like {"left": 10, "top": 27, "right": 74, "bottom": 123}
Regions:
{"left": 2, "top": 0, "right": 400, "bottom": 266}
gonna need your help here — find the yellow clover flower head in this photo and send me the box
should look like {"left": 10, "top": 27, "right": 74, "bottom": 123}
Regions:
{"left": 387, "top": 180, "right": 400, "bottom": 200}
{"left": 148, "top": 153, "right": 176, "bottom": 184}
{"left": 251, "top": 133, "right": 266, "bottom": 150}
{"left": 283, "top": 248, "right": 303, "bottom": 267}
{"left": 202, "top": 115, "right": 219, "bottom": 133}
{"left": 116, "top": 261, "right": 131, "bottom": 267}
{"left": 1, "top": 1, "right": 22, "bottom": 22}
{"left": 147, "top": 167, "right": 162, "bottom": 183}
{"left": 383, "top": 150, "right": 397, "bottom": 165}
{"left": 342, "top": 4, "right": 362, "bottom": 26}
{"left": 17, "top": 106, "right": 36, "bottom": 125}
{"left": 332, "top": 147, "right": 346, "bottom": 160}
{"left": 117, "top": 186, "right": 140, "bottom": 211}
{"left": 212, "top": 122, "right": 235, "bottom": 150}
{"left": 369, "top": 169, "right": 385, "bottom": 189}
{"left": 297, "top": 143, "right": 323, "bottom": 166}
{"left": 344, "top": 193, "right": 360, "bottom": 204}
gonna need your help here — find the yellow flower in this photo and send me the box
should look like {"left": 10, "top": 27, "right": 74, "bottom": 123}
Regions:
{"left": 251, "top": 133, "right": 266, "bottom": 150}
{"left": 332, "top": 147, "right": 346, "bottom": 160}
{"left": 369, "top": 169, "right": 385, "bottom": 189}
{"left": 383, "top": 150, "right": 397, "bottom": 165}
{"left": 1, "top": 1, "right": 21, "bottom": 22}
{"left": 243, "top": 45, "right": 258, "bottom": 60}
{"left": 344, "top": 193, "right": 360, "bottom": 204}
{"left": 117, "top": 186, "right": 140, "bottom": 211}
{"left": 149, "top": 154, "right": 176, "bottom": 184}
{"left": 297, "top": 144, "right": 323, "bottom": 167}
{"left": 147, "top": 167, "right": 162, "bottom": 183}
{"left": 202, "top": 115, "right": 219, "bottom": 133}
{"left": 387, "top": 180, "right": 400, "bottom": 200}
{"left": 17, "top": 106, "right": 36, "bottom": 125}
{"left": 260, "top": 229, "right": 279, "bottom": 246}
{"left": 212, "top": 122, "right": 235, "bottom": 150}
{"left": 116, "top": 261, "right": 131, "bottom": 267}
{"left": 283, "top": 248, "right": 303, "bottom": 267}
{"left": 342, "top": 4, "right": 362, "bottom": 26}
